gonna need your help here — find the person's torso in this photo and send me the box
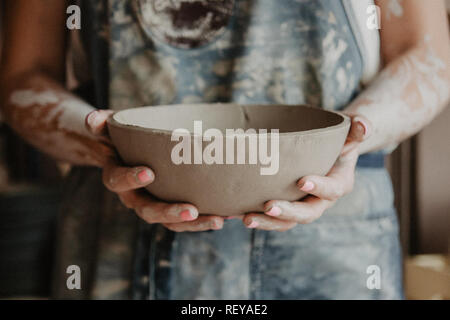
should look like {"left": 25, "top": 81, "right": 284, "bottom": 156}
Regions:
{"left": 57, "top": 1, "right": 402, "bottom": 301}
{"left": 78, "top": 0, "right": 378, "bottom": 111}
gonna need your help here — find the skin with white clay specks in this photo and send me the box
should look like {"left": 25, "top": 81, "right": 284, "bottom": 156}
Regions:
{"left": 387, "top": 0, "right": 404, "bottom": 19}
{"left": 10, "top": 90, "right": 59, "bottom": 107}
{"left": 347, "top": 36, "right": 450, "bottom": 154}
{"left": 10, "top": 89, "right": 95, "bottom": 137}
{"left": 4, "top": 76, "right": 114, "bottom": 167}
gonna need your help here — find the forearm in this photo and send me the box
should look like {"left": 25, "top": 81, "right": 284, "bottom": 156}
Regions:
{"left": 345, "top": 40, "right": 450, "bottom": 154}
{"left": 0, "top": 71, "right": 111, "bottom": 167}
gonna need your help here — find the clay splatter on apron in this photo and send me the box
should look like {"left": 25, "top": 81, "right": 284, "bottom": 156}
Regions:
{"left": 134, "top": 0, "right": 235, "bottom": 48}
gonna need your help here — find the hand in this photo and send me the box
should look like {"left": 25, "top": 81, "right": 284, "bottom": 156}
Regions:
{"left": 240, "top": 114, "right": 372, "bottom": 232}
{"left": 85, "top": 110, "right": 225, "bottom": 232}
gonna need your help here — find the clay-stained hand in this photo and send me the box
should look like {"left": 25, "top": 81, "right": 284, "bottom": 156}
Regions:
{"left": 241, "top": 114, "right": 372, "bottom": 232}
{"left": 86, "top": 110, "right": 224, "bottom": 232}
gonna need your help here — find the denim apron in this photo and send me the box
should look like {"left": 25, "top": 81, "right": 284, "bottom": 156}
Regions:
{"left": 52, "top": 0, "right": 403, "bottom": 299}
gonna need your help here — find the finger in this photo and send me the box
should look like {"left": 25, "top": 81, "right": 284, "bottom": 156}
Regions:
{"left": 103, "top": 164, "right": 155, "bottom": 192}
{"left": 242, "top": 213, "right": 297, "bottom": 231}
{"left": 296, "top": 174, "right": 350, "bottom": 201}
{"left": 86, "top": 140, "right": 117, "bottom": 168}
{"left": 86, "top": 110, "right": 114, "bottom": 137}
{"left": 118, "top": 190, "right": 199, "bottom": 223}
{"left": 263, "top": 196, "right": 333, "bottom": 224}
{"left": 163, "top": 216, "right": 224, "bottom": 232}
{"left": 295, "top": 148, "right": 359, "bottom": 201}
{"left": 341, "top": 140, "right": 359, "bottom": 156}
{"left": 345, "top": 115, "right": 371, "bottom": 144}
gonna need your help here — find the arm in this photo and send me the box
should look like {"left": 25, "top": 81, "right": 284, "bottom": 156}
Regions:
{"left": 244, "top": 0, "right": 450, "bottom": 231}
{"left": 0, "top": 0, "right": 223, "bottom": 232}
{"left": 347, "top": 0, "right": 450, "bottom": 154}
{"left": 0, "top": 0, "right": 110, "bottom": 167}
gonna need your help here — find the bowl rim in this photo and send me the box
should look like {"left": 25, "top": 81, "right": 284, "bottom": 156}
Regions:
{"left": 107, "top": 103, "right": 351, "bottom": 137}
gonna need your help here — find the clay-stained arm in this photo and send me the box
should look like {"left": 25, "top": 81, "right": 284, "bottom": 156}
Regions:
{"left": 346, "top": 0, "right": 450, "bottom": 154}
{"left": 0, "top": 0, "right": 113, "bottom": 167}
{"left": 0, "top": 1, "right": 223, "bottom": 231}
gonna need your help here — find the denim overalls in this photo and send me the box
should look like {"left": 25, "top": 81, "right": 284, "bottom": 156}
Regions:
{"left": 52, "top": 0, "right": 403, "bottom": 299}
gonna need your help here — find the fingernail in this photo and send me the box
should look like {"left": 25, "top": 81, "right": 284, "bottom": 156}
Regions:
{"left": 246, "top": 221, "right": 259, "bottom": 229}
{"left": 353, "top": 116, "right": 370, "bottom": 138}
{"left": 180, "top": 210, "right": 197, "bottom": 221}
{"left": 299, "top": 181, "right": 314, "bottom": 192}
{"left": 211, "top": 220, "right": 223, "bottom": 230}
{"left": 137, "top": 169, "right": 154, "bottom": 184}
{"left": 266, "top": 206, "right": 281, "bottom": 217}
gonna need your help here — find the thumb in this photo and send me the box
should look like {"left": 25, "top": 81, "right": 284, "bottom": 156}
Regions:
{"left": 346, "top": 114, "right": 371, "bottom": 143}
{"left": 85, "top": 110, "right": 114, "bottom": 136}
{"left": 340, "top": 114, "right": 372, "bottom": 156}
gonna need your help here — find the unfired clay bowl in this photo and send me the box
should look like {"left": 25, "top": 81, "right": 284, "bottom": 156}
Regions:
{"left": 107, "top": 104, "right": 350, "bottom": 216}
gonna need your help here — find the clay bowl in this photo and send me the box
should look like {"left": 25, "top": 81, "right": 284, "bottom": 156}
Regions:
{"left": 107, "top": 104, "right": 350, "bottom": 216}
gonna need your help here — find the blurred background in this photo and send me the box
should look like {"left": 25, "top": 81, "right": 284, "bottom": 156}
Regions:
{"left": 0, "top": 1, "right": 449, "bottom": 299}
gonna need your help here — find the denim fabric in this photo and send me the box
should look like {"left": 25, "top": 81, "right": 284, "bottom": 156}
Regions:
{"left": 104, "top": 0, "right": 363, "bottom": 110}
{"left": 357, "top": 152, "right": 385, "bottom": 168}
{"left": 136, "top": 167, "right": 403, "bottom": 300}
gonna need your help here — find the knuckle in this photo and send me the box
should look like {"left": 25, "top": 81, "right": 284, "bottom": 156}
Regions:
{"left": 298, "top": 212, "right": 317, "bottom": 224}
{"left": 201, "top": 218, "right": 215, "bottom": 230}
{"left": 334, "top": 184, "right": 345, "bottom": 198}
{"left": 299, "top": 217, "right": 313, "bottom": 224}
{"left": 102, "top": 171, "right": 115, "bottom": 191}
{"left": 242, "top": 215, "right": 254, "bottom": 226}
{"left": 289, "top": 222, "right": 298, "bottom": 230}
{"left": 163, "top": 224, "right": 178, "bottom": 232}
{"left": 276, "top": 226, "right": 290, "bottom": 232}
{"left": 162, "top": 203, "right": 178, "bottom": 216}
{"left": 279, "top": 223, "right": 297, "bottom": 232}
{"left": 189, "top": 221, "right": 209, "bottom": 232}
{"left": 345, "top": 183, "right": 354, "bottom": 195}
{"left": 134, "top": 208, "right": 146, "bottom": 222}
{"left": 326, "top": 183, "right": 344, "bottom": 200}
{"left": 171, "top": 227, "right": 184, "bottom": 233}
{"left": 287, "top": 210, "right": 304, "bottom": 224}
{"left": 346, "top": 176, "right": 355, "bottom": 194}
{"left": 136, "top": 207, "right": 156, "bottom": 224}
{"left": 118, "top": 195, "right": 133, "bottom": 209}
{"left": 264, "top": 200, "right": 277, "bottom": 210}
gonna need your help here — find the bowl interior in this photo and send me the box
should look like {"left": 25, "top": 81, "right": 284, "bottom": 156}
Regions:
{"left": 112, "top": 104, "right": 344, "bottom": 134}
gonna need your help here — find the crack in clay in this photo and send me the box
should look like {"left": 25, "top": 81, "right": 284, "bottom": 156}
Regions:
{"left": 241, "top": 105, "right": 250, "bottom": 127}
